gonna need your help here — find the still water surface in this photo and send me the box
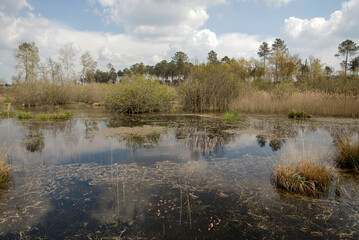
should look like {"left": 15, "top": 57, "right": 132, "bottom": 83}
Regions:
{"left": 0, "top": 106, "right": 359, "bottom": 239}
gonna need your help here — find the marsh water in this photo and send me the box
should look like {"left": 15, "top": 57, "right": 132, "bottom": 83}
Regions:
{"left": 0, "top": 105, "right": 359, "bottom": 239}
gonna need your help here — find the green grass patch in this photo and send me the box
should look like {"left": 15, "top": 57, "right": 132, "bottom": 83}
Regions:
{"left": 288, "top": 110, "right": 312, "bottom": 119}
{"left": 16, "top": 111, "right": 33, "bottom": 119}
{"left": 36, "top": 109, "right": 72, "bottom": 121}
{"left": 335, "top": 137, "right": 359, "bottom": 171}
{"left": 221, "top": 110, "right": 241, "bottom": 122}
{"left": 0, "top": 110, "right": 17, "bottom": 118}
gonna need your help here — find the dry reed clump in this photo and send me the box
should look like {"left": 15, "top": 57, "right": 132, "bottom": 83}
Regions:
{"left": 74, "top": 83, "right": 112, "bottom": 104}
{"left": 335, "top": 137, "right": 359, "bottom": 171}
{"left": 10, "top": 81, "right": 112, "bottom": 106}
{"left": 271, "top": 144, "right": 333, "bottom": 195}
{"left": 230, "top": 90, "right": 359, "bottom": 117}
{"left": 0, "top": 155, "right": 10, "bottom": 189}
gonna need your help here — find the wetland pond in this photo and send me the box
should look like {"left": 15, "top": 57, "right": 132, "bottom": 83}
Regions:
{"left": 0, "top": 105, "right": 359, "bottom": 239}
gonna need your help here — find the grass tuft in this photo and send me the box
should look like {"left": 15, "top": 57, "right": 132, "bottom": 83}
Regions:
{"left": 0, "top": 157, "right": 10, "bottom": 190}
{"left": 288, "top": 110, "right": 312, "bottom": 119}
{"left": 271, "top": 143, "right": 333, "bottom": 196}
{"left": 335, "top": 137, "right": 359, "bottom": 171}
{"left": 221, "top": 110, "right": 241, "bottom": 122}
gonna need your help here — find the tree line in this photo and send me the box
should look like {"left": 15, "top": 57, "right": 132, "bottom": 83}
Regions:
{"left": 12, "top": 38, "right": 359, "bottom": 87}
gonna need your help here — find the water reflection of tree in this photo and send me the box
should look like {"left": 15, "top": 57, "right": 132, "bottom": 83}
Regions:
{"left": 120, "top": 133, "right": 161, "bottom": 151}
{"left": 253, "top": 120, "right": 299, "bottom": 152}
{"left": 22, "top": 125, "right": 45, "bottom": 153}
{"left": 256, "top": 135, "right": 267, "bottom": 148}
{"left": 83, "top": 120, "right": 100, "bottom": 141}
{"left": 176, "top": 125, "right": 234, "bottom": 156}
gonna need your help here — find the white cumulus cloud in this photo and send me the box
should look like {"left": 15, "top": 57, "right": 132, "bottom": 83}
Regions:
{"left": 281, "top": 0, "right": 359, "bottom": 68}
{"left": 0, "top": 0, "right": 32, "bottom": 15}
{"left": 95, "top": 0, "right": 225, "bottom": 41}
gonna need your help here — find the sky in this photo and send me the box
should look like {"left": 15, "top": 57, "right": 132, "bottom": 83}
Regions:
{"left": 0, "top": 0, "right": 359, "bottom": 83}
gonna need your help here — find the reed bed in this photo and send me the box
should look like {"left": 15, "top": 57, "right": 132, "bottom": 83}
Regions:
{"left": 230, "top": 91, "right": 359, "bottom": 117}
{"left": 11, "top": 82, "right": 111, "bottom": 106}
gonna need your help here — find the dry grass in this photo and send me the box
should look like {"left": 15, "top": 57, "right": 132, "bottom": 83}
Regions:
{"left": 335, "top": 137, "right": 359, "bottom": 170}
{"left": 0, "top": 155, "right": 10, "bottom": 190}
{"left": 273, "top": 161, "right": 332, "bottom": 195}
{"left": 271, "top": 143, "right": 333, "bottom": 195}
{"left": 230, "top": 91, "right": 359, "bottom": 117}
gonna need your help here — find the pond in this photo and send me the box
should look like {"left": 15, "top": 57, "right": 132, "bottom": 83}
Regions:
{"left": 0, "top": 105, "right": 359, "bottom": 239}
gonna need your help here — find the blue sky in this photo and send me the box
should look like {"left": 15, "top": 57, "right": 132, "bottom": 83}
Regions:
{"left": 0, "top": 0, "right": 358, "bottom": 82}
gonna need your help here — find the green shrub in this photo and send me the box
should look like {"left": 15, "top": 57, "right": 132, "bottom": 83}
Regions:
{"left": 178, "top": 63, "right": 240, "bottom": 112}
{"left": 335, "top": 137, "right": 359, "bottom": 171}
{"left": 106, "top": 75, "right": 174, "bottom": 114}
{"left": 221, "top": 110, "right": 241, "bottom": 122}
{"left": 288, "top": 110, "right": 311, "bottom": 119}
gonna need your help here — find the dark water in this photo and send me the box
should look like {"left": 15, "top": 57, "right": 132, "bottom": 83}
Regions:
{"left": 0, "top": 106, "right": 359, "bottom": 239}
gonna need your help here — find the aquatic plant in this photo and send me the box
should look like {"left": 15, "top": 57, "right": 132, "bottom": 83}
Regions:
{"left": 335, "top": 137, "right": 359, "bottom": 171}
{"left": 230, "top": 90, "right": 359, "bottom": 117}
{"left": 0, "top": 156, "right": 10, "bottom": 189}
{"left": 0, "top": 110, "right": 17, "bottom": 118}
{"left": 221, "top": 110, "right": 241, "bottom": 122}
{"left": 272, "top": 144, "right": 332, "bottom": 195}
{"left": 288, "top": 110, "right": 311, "bottom": 119}
{"left": 16, "top": 111, "right": 34, "bottom": 119}
{"left": 36, "top": 109, "right": 72, "bottom": 121}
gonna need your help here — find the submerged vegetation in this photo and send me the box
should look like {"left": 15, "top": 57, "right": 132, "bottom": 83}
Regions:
{"left": 335, "top": 137, "right": 359, "bottom": 171}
